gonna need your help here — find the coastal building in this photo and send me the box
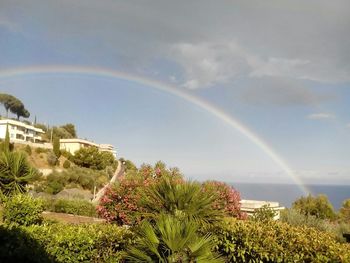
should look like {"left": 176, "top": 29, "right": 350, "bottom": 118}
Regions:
{"left": 99, "top": 144, "right": 117, "bottom": 158}
{"left": 0, "top": 119, "right": 45, "bottom": 144}
{"left": 240, "top": 199, "right": 285, "bottom": 220}
{"left": 60, "top": 138, "right": 117, "bottom": 157}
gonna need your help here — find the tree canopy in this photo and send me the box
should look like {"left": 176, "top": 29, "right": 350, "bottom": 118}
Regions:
{"left": 292, "top": 194, "right": 335, "bottom": 220}
{"left": 0, "top": 93, "right": 30, "bottom": 120}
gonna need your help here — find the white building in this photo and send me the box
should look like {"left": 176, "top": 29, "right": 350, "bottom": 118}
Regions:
{"left": 0, "top": 119, "right": 45, "bottom": 144}
{"left": 240, "top": 199, "right": 285, "bottom": 220}
{"left": 60, "top": 138, "right": 117, "bottom": 157}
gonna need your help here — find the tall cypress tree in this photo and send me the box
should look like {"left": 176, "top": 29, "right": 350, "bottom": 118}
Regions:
{"left": 3, "top": 123, "right": 10, "bottom": 152}
{"left": 53, "top": 137, "right": 61, "bottom": 158}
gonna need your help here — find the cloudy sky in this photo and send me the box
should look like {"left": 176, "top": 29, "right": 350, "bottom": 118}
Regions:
{"left": 0, "top": 0, "right": 349, "bottom": 185}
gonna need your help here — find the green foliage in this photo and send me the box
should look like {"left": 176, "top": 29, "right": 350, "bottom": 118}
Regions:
{"left": 0, "top": 224, "right": 53, "bottom": 263}
{"left": 100, "top": 151, "right": 117, "bottom": 169}
{"left": 0, "top": 223, "right": 134, "bottom": 263}
{"left": 63, "top": 159, "right": 71, "bottom": 169}
{"left": 126, "top": 214, "right": 223, "bottom": 262}
{"left": 97, "top": 162, "right": 186, "bottom": 225}
{"left": 212, "top": 218, "right": 350, "bottom": 262}
{"left": 251, "top": 204, "right": 277, "bottom": 222}
{"left": 39, "top": 167, "right": 109, "bottom": 194}
{"left": 202, "top": 181, "right": 246, "bottom": 219}
{"left": 43, "top": 198, "right": 97, "bottom": 217}
{"left": 0, "top": 150, "right": 36, "bottom": 195}
{"left": 61, "top": 149, "right": 74, "bottom": 161}
{"left": 73, "top": 147, "right": 105, "bottom": 170}
{"left": 60, "top": 123, "right": 77, "bottom": 138}
{"left": 35, "top": 147, "right": 49, "bottom": 154}
{"left": 339, "top": 199, "right": 350, "bottom": 222}
{"left": 24, "top": 145, "right": 32, "bottom": 156}
{"left": 281, "top": 208, "right": 329, "bottom": 231}
{"left": 3, "top": 124, "right": 10, "bottom": 151}
{"left": 52, "top": 137, "right": 61, "bottom": 158}
{"left": 0, "top": 93, "right": 29, "bottom": 119}
{"left": 3, "top": 194, "right": 44, "bottom": 226}
{"left": 46, "top": 151, "right": 58, "bottom": 166}
{"left": 292, "top": 194, "right": 336, "bottom": 220}
{"left": 142, "top": 176, "right": 223, "bottom": 226}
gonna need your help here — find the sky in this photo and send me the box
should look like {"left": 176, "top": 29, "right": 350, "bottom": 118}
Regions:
{"left": 0, "top": 0, "right": 349, "bottom": 185}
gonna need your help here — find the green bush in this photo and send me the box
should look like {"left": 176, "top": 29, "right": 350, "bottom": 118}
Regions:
{"left": 251, "top": 204, "right": 277, "bottom": 222}
{"left": 16, "top": 223, "right": 133, "bottom": 262}
{"left": 3, "top": 194, "right": 44, "bottom": 226}
{"left": 63, "top": 160, "right": 71, "bottom": 169}
{"left": 46, "top": 151, "right": 59, "bottom": 166}
{"left": 43, "top": 198, "right": 97, "bottom": 217}
{"left": 211, "top": 218, "right": 350, "bottom": 262}
{"left": 35, "top": 147, "right": 48, "bottom": 154}
{"left": 0, "top": 224, "right": 134, "bottom": 263}
{"left": 24, "top": 145, "right": 32, "bottom": 156}
{"left": 40, "top": 167, "right": 109, "bottom": 194}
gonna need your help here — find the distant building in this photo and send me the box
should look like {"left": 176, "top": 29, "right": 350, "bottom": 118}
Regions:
{"left": 240, "top": 199, "right": 285, "bottom": 220}
{"left": 0, "top": 119, "right": 45, "bottom": 143}
{"left": 99, "top": 144, "right": 117, "bottom": 158}
{"left": 60, "top": 138, "right": 117, "bottom": 157}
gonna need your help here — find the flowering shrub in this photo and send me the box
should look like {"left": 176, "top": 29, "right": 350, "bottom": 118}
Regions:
{"left": 97, "top": 162, "right": 183, "bottom": 225}
{"left": 97, "top": 178, "right": 152, "bottom": 225}
{"left": 203, "top": 181, "right": 247, "bottom": 219}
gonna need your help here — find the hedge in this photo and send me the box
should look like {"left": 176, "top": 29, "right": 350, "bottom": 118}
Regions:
{"left": 0, "top": 223, "right": 134, "bottom": 263}
{"left": 211, "top": 218, "right": 350, "bottom": 262}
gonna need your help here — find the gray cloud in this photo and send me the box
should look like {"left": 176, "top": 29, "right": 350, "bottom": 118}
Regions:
{"left": 307, "top": 113, "right": 335, "bottom": 120}
{"left": 241, "top": 77, "right": 335, "bottom": 106}
{"left": 1, "top": 0, "right": 350, "bottom": 87}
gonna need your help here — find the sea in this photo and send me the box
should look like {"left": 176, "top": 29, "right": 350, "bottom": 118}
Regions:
{"left": 229, "top": 183, "right": 350, "bottom": 210}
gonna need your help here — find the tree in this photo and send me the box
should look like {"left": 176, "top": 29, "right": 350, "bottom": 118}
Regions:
{"left": 52, "top": 137, "right": 61, "bottom": 158}
{"left": 292, "top": 194, "right": 335, "bottom": 220}
{"left": 73, "top": 147, "right": 105, "bottom": 170}
{"left": 339, "top": 199, "right": 350, "bottom": 222}
{"left": 0, "top": 151, "right": 36, "bottom": 195}
{"left": 0, "top": 93, "right": 30, "bottom": 119}
{"left": 0, "top": 94, "right": 18, "bottom": 117}
{"left": 60, "top": 123, "right": 77, "bottom": 138}
{"left": 3, "top": 124, "right": 10, "bottom": 152}
{"left": 9, "top": 103, "right": 30, "bottom": 120}
{"left": 126, "top": 214, "right": 223, "bottom": 262}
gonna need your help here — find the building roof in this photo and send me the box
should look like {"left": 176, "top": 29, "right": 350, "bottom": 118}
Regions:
{"left": 0, "top": 119, "right": 45, "bottom": 133}
{"left": 60, "top": 138, "right": 99, "bottom": 147}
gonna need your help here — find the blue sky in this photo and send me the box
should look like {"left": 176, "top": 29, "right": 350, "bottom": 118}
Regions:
{"left": 0, "top": 0, "right": 349, "bottom": 185}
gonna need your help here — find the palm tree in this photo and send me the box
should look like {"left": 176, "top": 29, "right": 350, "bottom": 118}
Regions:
{"left": 126, "top": 214, "right": 223, "bottom": 263}
{"left": 141, "top": 176, "right": 223, "bottom": 225}
{"left": 0, "top": 151, "right": 36, "bottom": 195}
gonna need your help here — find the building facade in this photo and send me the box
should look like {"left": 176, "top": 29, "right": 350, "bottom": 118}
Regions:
{"left": 60, "top": 138, "right": 117, "bottom": 157}
{"left": 240, "top": 199, "right": 285, "bottom": 220}
{"left": 0, "top": 119, "right": 45, "bottom": 143}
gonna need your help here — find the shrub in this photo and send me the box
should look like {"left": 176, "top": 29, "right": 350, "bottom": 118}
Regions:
{"left": 211, "top": 218, "right": 350, "bottom": 262}
{"left": 43, "top": 198, "right": 97, "bottom": 217}
{"left": 35, "top": 147, "right": 48, "bottom": 154}
{"left": 72, "top": 147, "right": 106, "bottom": 170}
{"left": 292, "top": 194, "right": 336, "bottom": 220}
{"left": 3, "top": 194, "right": 44, "bottom": 226}
{"left": 46, "top": 151, "right": 58, "bottom": 166}
{"left": 40, "top": 167, "right": 109, "bottom": 194}
{"left": 251, "top": 204, "right": 277, "bottom": 222}
{"left": 24, "top": 145, "right": 32, "bottom": 156}
{"left": 0, "top": 150, "right": 37, "bottom": 195}
{"left": 202, "top": 181, "right": 246, "bottom": 219}
{"left": 126, "top": 214, "right": 223, "bottom": 262}
{"left": 62, "top": 160, "right": 71, "bottom": 169}
{"left": 0, "top": 223, "right": 134, "bottom": 263}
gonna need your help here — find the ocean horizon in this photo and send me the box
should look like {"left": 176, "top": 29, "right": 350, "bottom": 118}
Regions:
{"left": 229, "top": 182, "right": 350, "bottom": 210}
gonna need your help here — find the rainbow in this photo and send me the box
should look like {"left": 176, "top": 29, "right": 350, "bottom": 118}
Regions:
{"left": 0, "top": 65, "right": 309, "bottom": 194}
